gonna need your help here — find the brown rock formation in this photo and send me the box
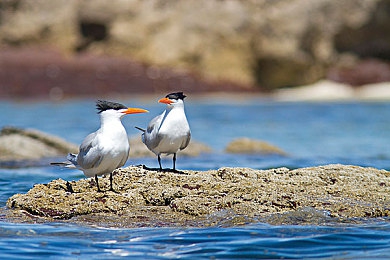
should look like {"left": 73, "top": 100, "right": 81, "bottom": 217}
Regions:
{"left": 0, "top": 126, "right": 78, "bottom": 161}
{"left": 225, "top": 137, "right": 287, "bottom": 155}
{"left": 6, "top": 164, "right": 390, "bottom": 227}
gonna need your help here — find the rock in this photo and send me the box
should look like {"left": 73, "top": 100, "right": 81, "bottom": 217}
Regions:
{"left": 328, "top": 59, "right": 390, "bottom": 86}
{"left": 274, "top": 79, "right": 390, "bottom": 101}
{"left": 129, "top": 135, "right": 213, "bottom": 158}
{"left": 1, "top": 0, "right": 388, "bottom": 89}
{"left": 356, "top": 82, "right": 390, "bottom": 100}
{"left": 0, "top": 126, "right": 78, "bottom": 161}
{"left": 274, "top": 80, "right": 355, "bottom": 101}
{"left": 225, "top": 137, "right": 287, "bottom": 156}
{"left": 0, "top": 0, "right": 78, "bottom": 51}
{"left": 5, "top": 164, "right": 390, "bottom": 227}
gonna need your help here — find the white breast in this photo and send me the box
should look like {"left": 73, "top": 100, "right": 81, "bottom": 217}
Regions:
{"left": 153, "top": 106, "right": 190, "bottom": 154}
{"left": 79, "top": 122, "right": 130, "bottom": 177}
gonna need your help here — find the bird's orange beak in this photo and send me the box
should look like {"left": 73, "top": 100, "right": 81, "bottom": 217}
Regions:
{"left": 158, "top": 97, "right": 173, "bottom": 105}
{"left": 123, "top": 108, "right": 149, "bottom": 114}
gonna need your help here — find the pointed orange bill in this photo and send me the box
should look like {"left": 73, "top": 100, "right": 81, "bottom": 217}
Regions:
{"left": 158, "top": 97, "right": 173, "bottom": 104}
{"left": 123, "top": 107, "right": 149, "bottom": 114}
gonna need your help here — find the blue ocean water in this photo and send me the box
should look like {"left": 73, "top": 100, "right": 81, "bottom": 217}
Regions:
{"left": 1, "top": 98, "right": 390, "bottom": 259}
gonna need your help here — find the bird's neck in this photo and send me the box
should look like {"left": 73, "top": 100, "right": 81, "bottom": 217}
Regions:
{"left": 99, "top": 115, "right": 124, "bottom": 132}
{"left": 162, "top": 104, "right": 186, "bottom": 124}
{"left": 166, "top": 102, "right": 184, "bottom": 113}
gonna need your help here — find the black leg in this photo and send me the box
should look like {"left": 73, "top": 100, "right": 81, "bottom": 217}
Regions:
{"left": 173, "top": 153, "right": 177, "bottom": 171}
{"left": 109, "top": 172, "right": 115, "bottom": 192}
{"left": 66, "top": 181, "right": 75, "bottom": 193}
{"left": 95, "top": 175, "right": 102, "bottom": 192}
{"left": 158, "top": 155, "right": 162, "bottom": 171}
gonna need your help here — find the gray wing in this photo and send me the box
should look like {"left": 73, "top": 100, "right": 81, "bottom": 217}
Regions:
{"left": 144, "top": 112, "right": 165, "bottom": 150}
{"left": 180, "top": 131, "right": 191, "bottom": 150}
{"left": 77, "top": 132, "right": 103, "bottom": 169}
{"left": 117, "top": 148, "right": 130, "bottom": 168}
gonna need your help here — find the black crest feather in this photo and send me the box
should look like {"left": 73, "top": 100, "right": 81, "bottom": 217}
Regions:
{"left": 96, "top": 100, "right": 127, "bottom": 113}
{"left": 166, "top": 92, "right": 186, "bottom": 100}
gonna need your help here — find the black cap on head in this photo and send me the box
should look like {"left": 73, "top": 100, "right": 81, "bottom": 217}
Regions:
{"left": 96, "top": 100, "right": 127, "bottom": 113}
{"left": 166, "top": 92, "right": 186, "bottom": 100}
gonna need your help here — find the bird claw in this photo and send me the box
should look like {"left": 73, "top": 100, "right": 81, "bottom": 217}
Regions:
{"left": 141, "top": 165, "right": 161, "bottom": 171}
{"left": 65, "top": 181, "right": 76, "bottom": 193}
{"left": 161, "top": 168, "right": 185, "bottom": 174}
{"left": 169, "top": 169, "right": 186, "bottom": 174}
{"left": 108, "top": 187, "right": 120, "bottom": 194}
{"left": 140, "top": 164, "right": 186, "bottom": 174}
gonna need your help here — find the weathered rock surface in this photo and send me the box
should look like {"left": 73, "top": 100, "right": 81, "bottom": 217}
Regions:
{"left": 225, "top": 137, "right": 287, "bottom": 156}
{"left": 5, "top": 164, "right": 390, "bottom": 227}
{"left": 0, "top": 126, "right": 78, "bottom": 161}
{"left": 1, "top": 0, "right": 389, "bottom": 89}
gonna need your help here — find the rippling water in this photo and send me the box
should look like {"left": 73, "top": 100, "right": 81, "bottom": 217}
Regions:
{"left": 1, "top": 98, "right": 390, "bottom": 259}
{"left": 1, "top": 221, "right": 390, "bottom": 259}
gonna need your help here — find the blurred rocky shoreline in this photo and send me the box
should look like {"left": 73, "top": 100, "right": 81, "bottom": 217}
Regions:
{"left": 1, "top": 0, "right": 390, "bottom": 99}
{"left": 0, "top": 47, "right": 252, "bottom": 100}
{"left": 1, "top": 47, "right": 389, "bottom": 101}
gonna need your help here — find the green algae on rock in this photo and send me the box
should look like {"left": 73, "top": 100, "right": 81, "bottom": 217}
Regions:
{"left": 6, "top": 164, "right": 390, "bottom": 227}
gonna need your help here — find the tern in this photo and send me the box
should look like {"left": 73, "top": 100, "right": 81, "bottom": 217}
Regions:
{"left": 136, "top": 92, "right": 191, "bottom": 172}
{"left": 52, "top": 100, "right": 148, "bottom": 192}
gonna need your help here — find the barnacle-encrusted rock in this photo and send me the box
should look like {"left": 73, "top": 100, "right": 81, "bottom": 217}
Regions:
{"left": 5, "top": 164, "right": 390, "bottom": 227}
{"left": 225, "top": 137, "right": 287, "bottom": 155}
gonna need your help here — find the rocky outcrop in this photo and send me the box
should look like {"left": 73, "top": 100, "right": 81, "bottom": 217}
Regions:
{"left": 0, "top": 126, "right": 78, "bottom": 161}
{"left": 328, "top": 59, "right": 390, "bottom": 86}
{"left": 274, "top": 80, "right": 390, "bottom": 101}
{"left": 1, "top": 0, "right": 389, "bottom": 90}
{"left": 6, "top": 164, "right": 390, "bottom": 227}
{"left": 225, "top": 137, "right": 287, "bottom": 156}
